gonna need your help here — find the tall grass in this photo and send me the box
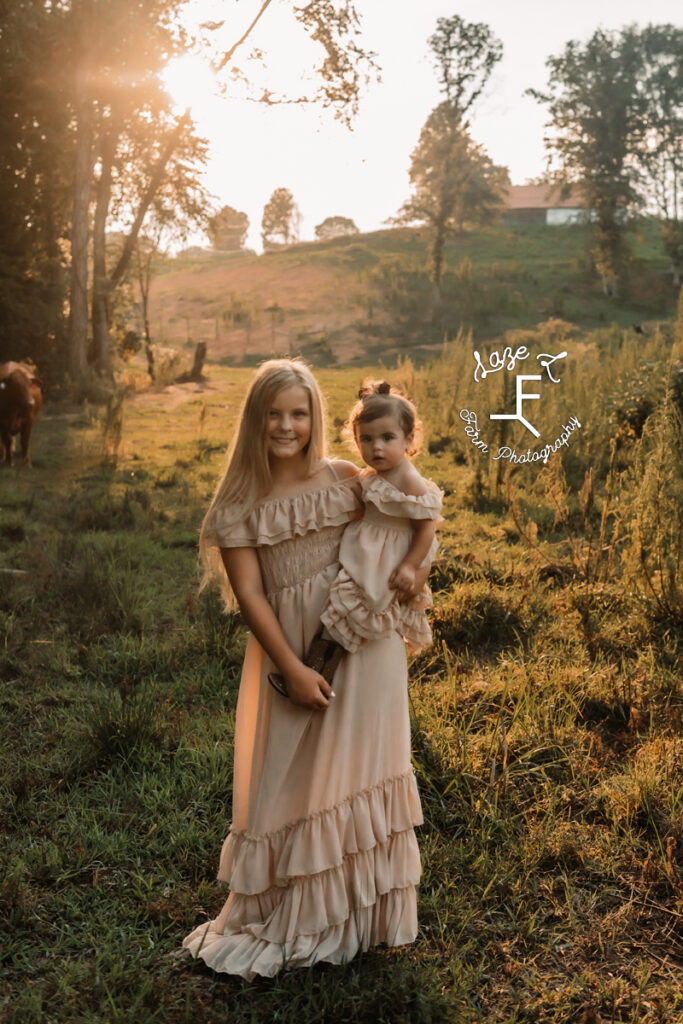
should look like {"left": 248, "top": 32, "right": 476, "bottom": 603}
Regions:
{"left": 622, "top": 393, "right": 683, "bottom": 621}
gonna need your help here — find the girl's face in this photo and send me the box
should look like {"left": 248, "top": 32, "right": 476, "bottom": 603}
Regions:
{"left": 355, "top": 414, "right": 412, "bottom": 473}
{"left": 266, "top": 385, "right": 312, "bottom": 462}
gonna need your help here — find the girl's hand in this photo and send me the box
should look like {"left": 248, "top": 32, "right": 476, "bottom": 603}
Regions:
{"left": 283, "top": 663, "right": 333, "bottom": 711}
{"left": 389, "top": 561, "right": 416, "bottom": 593}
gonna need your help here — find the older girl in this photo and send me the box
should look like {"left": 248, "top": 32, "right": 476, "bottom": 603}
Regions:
{"left": 179, "top": 360, "right": 425, "bottom": 979}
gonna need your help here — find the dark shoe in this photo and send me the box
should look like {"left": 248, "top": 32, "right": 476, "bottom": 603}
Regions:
{"left": 267, "top": 628, "right": 345, "bottom": 699}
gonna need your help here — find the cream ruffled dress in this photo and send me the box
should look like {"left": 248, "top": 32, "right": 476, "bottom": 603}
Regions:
{"left": 180, "top": 464, "right": 424, "bottom": 979}
{"left": 320, "top": 472, "right": 443, "bottom": 655}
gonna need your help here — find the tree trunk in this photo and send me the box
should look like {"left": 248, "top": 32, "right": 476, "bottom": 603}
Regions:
{"left": 144, "top": 328, "right": 155, "bottom": 380}
{"left": 108, "top": 114, "right": 189, "bottom": 293}
{"left": 431, "top": 221, "right": 445, "bottom": 309}
{"left": 134, "top": 240, "right": 156, "bottom": 380}
{"left": 68, "top": 65, "right": 93, "bottom": 383}
{"left": 140, "top": 274, "right": 155, "bottom": 380}
{"left": 91, "top": 117, "right": 117, "bottom": 375}
{"left": 176, "top": 341, "right": 206, "bottom": 383}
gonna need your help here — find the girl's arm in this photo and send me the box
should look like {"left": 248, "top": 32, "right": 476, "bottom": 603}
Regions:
{"left": 221, "top": 546, "right": 333, "bottom": 711}
{"left": 388, "top": 519, "right": 436, "bottom": 592}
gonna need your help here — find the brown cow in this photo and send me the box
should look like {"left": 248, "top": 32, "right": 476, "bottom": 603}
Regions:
{"left": 0, "top": 362, "right": 43, "bottom": 467}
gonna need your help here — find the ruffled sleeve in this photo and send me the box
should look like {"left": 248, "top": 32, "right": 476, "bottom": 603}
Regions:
{"left": 361, "top": 473, "right": 443, "bottom": 522}
{"left": 203, "top": 475, "right": 362, "bottom": 549}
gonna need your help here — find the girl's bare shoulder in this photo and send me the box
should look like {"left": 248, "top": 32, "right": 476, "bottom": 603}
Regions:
{"left": 329, "top": 458, "right": 360, "bottom": 480}
{"left": 397, "top": 462, "right": 429, "bottom": 497}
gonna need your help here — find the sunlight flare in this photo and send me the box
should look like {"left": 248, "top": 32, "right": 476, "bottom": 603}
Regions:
{"left": 161, "top": 53, "right": 218, "bottom": 118}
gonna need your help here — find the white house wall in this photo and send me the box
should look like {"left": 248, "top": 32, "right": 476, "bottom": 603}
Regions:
{"left": 546, "top": 208, "right": 585, "bottom": 225}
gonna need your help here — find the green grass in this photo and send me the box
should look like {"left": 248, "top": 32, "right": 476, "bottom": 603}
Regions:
{"left": 1, "top": 344, "right": 682, "bottom": 1022}
{"left": 154, "top": 221, "right": 680, "bottom": 369}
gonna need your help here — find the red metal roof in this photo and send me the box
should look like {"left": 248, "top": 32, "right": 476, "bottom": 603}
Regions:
{"left": 505, "top": 184, "right": 583, "bottom": 210}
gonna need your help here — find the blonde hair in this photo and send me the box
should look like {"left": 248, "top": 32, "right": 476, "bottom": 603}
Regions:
{"left": 199, "top": 358, "right": 327, "bottom": 606}
{"left": 342, "top": 379, "right": 422, "bottom": 458}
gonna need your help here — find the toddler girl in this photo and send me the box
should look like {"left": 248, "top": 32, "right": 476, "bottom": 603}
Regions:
{"left": 320, "top": 380, "right": 442, "bottom": 657}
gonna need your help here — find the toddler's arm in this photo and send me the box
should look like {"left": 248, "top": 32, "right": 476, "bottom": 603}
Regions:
{"left": 388, "top": 518, "right": 436, "bottom": 593}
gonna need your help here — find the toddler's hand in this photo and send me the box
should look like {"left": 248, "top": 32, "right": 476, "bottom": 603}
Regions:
{"left": 389, "top": 562, "right": 416, "bottom": 593}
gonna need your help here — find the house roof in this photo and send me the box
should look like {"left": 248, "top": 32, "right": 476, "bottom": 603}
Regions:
{"left": 505, "top": 184, "right": 584, "bottom": 210}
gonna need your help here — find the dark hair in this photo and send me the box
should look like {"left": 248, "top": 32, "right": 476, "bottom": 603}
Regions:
{"left": 343, "top": 379, "right": 422, "bottom": 457}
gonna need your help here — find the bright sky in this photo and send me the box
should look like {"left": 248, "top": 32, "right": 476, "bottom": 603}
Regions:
{"left": 164, "top": 0, "right": 682, "bottom": 252}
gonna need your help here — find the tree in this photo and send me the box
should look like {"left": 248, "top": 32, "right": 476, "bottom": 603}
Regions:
{"left": 314, "top": 216, "right": 359, "bottom": 240}
{"left": 637, "top": 25, "right": 683, "bottom": 286}
{"left": 131, "top": 232, "right": 161, "bottom": 380}
{"left": 394, "top": 103, "right": 509, "bottom": 303}
{"left": 91, "top": 111, "right": 207, "bottom": 374}
{"left": 208, "top": 206, "right": 250, "bottom": 251}
{"left": 428, "top": 15, "right": 503, "bottom": 122}
{"left": 262, "top": 188, "right": 301, "bottom": 249}
{"left": 0, "top": 0, "right": 72, "bottom": 373}
{"left": 392, "top": 15, "right": 505, "bottom": 307}
{"left": 528, "top": 28, "right": 647, "bottom": 297}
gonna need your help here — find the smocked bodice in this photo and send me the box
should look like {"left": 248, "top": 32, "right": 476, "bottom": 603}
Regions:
{"left": 258, "top": 523, "right": 345, "bottom": 595}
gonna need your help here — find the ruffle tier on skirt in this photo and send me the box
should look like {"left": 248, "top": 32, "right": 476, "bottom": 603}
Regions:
{"left": 182, "top": 771, "right": 423, "bottom": 978}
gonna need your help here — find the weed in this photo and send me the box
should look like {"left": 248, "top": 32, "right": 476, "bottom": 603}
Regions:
{"left": 71, "top": 680, "right": 173, "bottom": 773}
{"left": 623, "top": 391, "right": 683, "bottom": 622}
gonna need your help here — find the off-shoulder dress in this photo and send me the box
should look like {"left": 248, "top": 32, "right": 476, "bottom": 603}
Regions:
{"left": 321, "top": 471, "right": 443, "bottom": 655}
{"left": 180, "top": 462, "right": 424, "bottom": 979}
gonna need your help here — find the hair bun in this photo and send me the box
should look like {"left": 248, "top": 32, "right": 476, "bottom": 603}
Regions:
{"left": 358, "top": 379, "right": 392, "bottom": 401}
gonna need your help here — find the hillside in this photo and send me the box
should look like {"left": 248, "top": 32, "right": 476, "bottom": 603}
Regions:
{"left": 147, "top": 222, "right": 679, "bottom": 366}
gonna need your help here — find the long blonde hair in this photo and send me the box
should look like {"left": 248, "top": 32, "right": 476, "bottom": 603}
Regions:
{"left": 199, "top": 358, "right": 328, "bottom": 605}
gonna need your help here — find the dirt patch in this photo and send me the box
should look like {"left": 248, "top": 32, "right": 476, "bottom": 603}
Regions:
{"left": 130, "top": 379, "right": 235, "bottom": 413}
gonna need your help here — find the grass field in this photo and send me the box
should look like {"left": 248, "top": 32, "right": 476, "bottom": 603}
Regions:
{"left": 145, "top": 221, "right": 680, "bottom": 369}
{"left": 1, "top": 315, "right": 682, "bottom": 1021}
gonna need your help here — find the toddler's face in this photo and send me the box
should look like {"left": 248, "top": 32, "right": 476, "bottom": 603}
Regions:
{"left": 355, "top": 415, "right": 412, "bottom": 473}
